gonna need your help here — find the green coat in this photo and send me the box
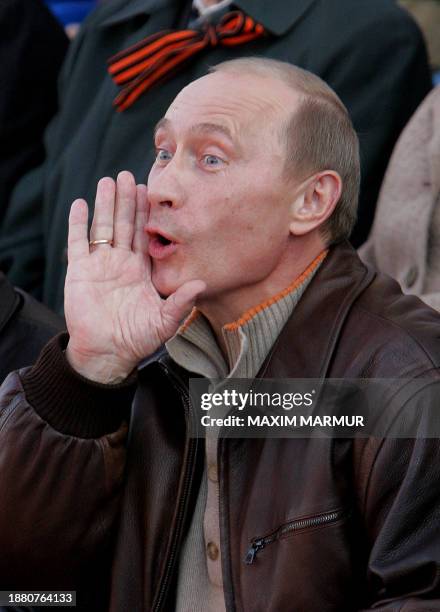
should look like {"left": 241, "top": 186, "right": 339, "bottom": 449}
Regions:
{"left": 0, "top": 0, "right": 431, "bottom": 313}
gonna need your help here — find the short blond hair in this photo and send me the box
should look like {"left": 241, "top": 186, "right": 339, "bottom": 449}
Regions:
{"left": 210, "top": 58, "right": 360, "bottom": 244}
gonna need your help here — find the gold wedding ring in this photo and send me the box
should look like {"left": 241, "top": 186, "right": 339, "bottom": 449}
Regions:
{"left": 89, "top": 239, "right": 114, "bottom": 246}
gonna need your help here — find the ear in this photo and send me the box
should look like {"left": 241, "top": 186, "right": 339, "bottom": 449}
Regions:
{"left": 289, "top": 171, "right": 342, "bottom": 237}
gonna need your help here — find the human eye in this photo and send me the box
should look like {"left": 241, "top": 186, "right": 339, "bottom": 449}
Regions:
{"left": 202, "top": 154, "right": 225, "bottom": 168}
{"left": 155, "top": 148, "right": 172, "bottom": 163}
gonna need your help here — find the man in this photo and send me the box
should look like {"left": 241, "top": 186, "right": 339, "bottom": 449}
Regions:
{"left": 1, "top": 59, "right": 440, "bottom": 611}
{"left": 0, "top": 0, "right": 431, "bottom": 313}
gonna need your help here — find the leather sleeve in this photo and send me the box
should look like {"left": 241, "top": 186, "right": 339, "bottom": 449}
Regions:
{"left": 0, "top": 334, "right": 135, "bottom": 592}
{"left": 357, "top": 380, "right": 440, "bottom": 609}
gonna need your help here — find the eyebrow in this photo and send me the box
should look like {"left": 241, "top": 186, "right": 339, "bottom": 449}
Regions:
{"left": 153, "top": 117, "right": 170, "bottom": 140}
{"left": 153, "top": 117, "right": 236, "bottom": 145}
{"left": 189, "top": 122, "right": 235, "bottom": 143}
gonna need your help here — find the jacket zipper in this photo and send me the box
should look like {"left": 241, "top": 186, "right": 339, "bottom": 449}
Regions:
{"left": 245, "top": 509, "right": 346, "bottom": 565}
{"left": 152, "top": 362, "right": 199, "bottom": 612}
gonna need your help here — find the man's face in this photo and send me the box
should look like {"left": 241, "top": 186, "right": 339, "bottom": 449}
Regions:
{"left": 147, "top": 71, "right": 301, "bottom": 301}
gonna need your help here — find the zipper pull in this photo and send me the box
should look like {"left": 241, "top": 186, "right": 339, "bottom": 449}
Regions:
{"left": 244, "top": 539, "right": 265, "bottom": 565}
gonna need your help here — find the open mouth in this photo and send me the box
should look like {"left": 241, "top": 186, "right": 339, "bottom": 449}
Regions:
{"left": 146, "top": 228, "right": 178, "bottom": 259}
{"left": 156, "top": 233, "right": 172, "bottom": 246}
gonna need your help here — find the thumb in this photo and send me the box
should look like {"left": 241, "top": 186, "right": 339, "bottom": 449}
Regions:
{"left": 161, "top": 280, "right": 206, "bottom": 333}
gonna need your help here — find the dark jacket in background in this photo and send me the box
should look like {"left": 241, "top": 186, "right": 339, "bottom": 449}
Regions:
{"left": 0, "top": 0, "right": 68, "bottom": 224}
{"left": 0, "top": 0, "right": 431, "bottom": 313}
{"left": 0, "top": 272, "right": 64, "bottom": 383}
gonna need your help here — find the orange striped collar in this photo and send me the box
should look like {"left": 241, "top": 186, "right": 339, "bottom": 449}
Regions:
{"left": 179, "top": 249, "right": 328, "bottom": 334}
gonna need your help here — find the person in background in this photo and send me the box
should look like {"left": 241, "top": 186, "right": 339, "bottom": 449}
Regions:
{"left": 0, "top": 0, "right": 432, "bottom": 313}
{"left": 359, "top": 86, "right": 440, "bottom": 310}
{"left": 0, "top": 0, "right": 68, "bottom": 225}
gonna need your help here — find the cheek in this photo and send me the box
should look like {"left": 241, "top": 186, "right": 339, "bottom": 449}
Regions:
{"left": 201, "top": 216, "right": 285, "bottom": 276}
{"left": 184, "top": 175, "right": 287, "bottom": 253}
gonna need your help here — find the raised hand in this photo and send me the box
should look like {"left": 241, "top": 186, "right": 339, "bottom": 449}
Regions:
{"left": 65, "top": 171, "right": 205, "bottom": 383}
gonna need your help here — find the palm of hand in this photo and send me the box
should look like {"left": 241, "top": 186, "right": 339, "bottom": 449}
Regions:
{"left": 65, "top": 172, "right": 205, "bottom": 382}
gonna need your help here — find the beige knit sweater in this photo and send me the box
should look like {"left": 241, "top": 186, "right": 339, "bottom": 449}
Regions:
{"left": 166, "top": 251, "right": 326, "bottom": 611}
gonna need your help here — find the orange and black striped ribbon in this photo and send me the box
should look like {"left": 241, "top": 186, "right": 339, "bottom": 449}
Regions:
{"left": 107, "top": 11, "right": 266, "bottom": 112}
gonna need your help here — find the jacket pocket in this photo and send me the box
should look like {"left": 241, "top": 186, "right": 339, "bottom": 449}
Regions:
{"left": 244, "top": 508, "right": 349, "bottom": 565}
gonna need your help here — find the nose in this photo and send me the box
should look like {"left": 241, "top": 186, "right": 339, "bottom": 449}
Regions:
{"left": 147, "top": 157, "right": 184, "bottom": 211}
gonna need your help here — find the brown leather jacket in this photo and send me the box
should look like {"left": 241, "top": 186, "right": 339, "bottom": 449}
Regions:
{"left": 1, "top": 242, "right": 440, "bottom": 611}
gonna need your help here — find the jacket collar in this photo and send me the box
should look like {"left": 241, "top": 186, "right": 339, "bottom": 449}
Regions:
{"left": 234, "top": 0, "right": 318, "bottom": 36}
{"left": 100, "top": 0, "right": 176, "bottom": 28}
{"left": 257, "top": 241, "right": 376, "bottom": 379}
{"left": 0, "top": 273, "right": 20, "bottom": 335}
{"left": 100, "top": 0, "right": 318, "bottom": 35}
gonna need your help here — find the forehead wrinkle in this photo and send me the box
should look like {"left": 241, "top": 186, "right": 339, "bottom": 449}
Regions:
{"left": 171, "top": 88, "right": 281, "bottom": 127}
{"left": 189, "top": 122, "right": 234, "bottom": 141}
{"left": 162, "top": 85, "right": 291, "bottom": 156}
{"left": 201, "top": 97, "right": 289, "bottom": 150}
{"left": 155, "top": 113, "right": 242, "bottom": 151}
{"left": 208, "top": 84, "right": 290, "bottom": 116}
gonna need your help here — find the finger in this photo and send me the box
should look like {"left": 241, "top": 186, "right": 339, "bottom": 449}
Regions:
{"left": 132, "top": 184, "right": 150, "bottom": 254}
{"left": 113, "top": 171, "right": 137, "bottom": 249}
{"left": 68, "top": 199, "right": 89, "bottom": 261}
{"left": 161, "top": 280, "right": 206, "bottom": 333}
{"left": 90, "top": 177, "right": 116, "bottom": 247}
